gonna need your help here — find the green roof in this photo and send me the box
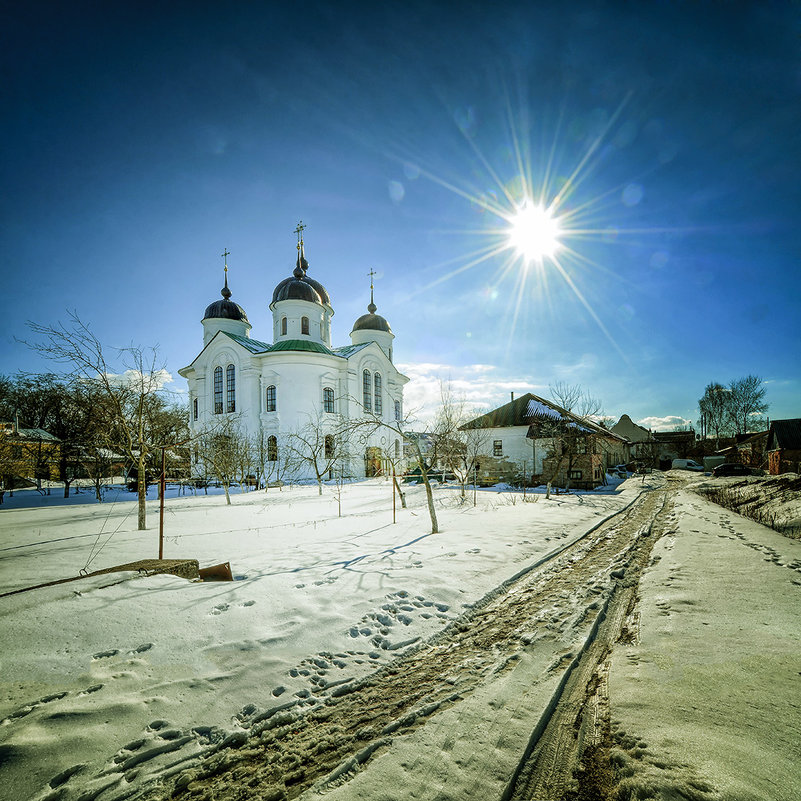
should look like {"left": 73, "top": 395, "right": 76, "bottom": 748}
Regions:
{"left": 269, "top": 339, "right": 336, "bottom": 355}
{"left": 224, "top": 333, "right": 272, "bottom": 353}
{"left": 332, "top": 342, "right": 370, "bottom": 358}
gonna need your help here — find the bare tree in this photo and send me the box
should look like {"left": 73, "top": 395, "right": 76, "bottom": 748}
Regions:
{"left": 727, "top": 374, "right": 768, "bottom": 434}
{"left": 25, "top": 313, "right": 180, "bottom": 528}
{"left": 285, "top": 412, "right": 349, "bottom": 495}
{"left": 197, "top": 416, "right": 247, "bottom": 505}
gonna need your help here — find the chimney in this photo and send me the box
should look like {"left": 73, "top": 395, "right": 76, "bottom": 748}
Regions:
{"left": 511, "top": 392, "right": 515, "bottom": 402}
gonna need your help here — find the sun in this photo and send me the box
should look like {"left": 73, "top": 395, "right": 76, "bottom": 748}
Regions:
{"left": 506, "top": 200, "right": 563, "bottom": 261}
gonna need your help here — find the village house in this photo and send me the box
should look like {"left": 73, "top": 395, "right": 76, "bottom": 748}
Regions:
{"left": 767, "top": 419, "right": 801, "bottom": 475}
{"left": 461, "top": 393, "right": 630, "bottom": 490}
{"left": 0, "top": 420, "right": 61, "bottom": 489}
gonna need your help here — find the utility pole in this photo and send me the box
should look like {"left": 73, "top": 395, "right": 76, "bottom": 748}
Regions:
{"left": 158, "top": 446, "right": 166, "bottom": 560}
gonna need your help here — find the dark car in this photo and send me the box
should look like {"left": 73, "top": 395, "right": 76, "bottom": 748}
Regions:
{"left": 711, "top": 463, "right": 753, "bottom": 477}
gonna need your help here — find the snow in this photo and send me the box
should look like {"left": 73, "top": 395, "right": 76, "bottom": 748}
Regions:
{"left": 2, "top": 474, "right": 799, "bottom": 800}
{"left": 608, "top": 488, "right": 801, "bottom": 800}
{"left": 0, "top": 478, "right": 639, "bottom": 800}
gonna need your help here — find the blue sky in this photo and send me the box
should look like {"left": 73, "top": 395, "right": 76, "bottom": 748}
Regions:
{"left": 2, "top": 1, "right": 799, "bottom": 429}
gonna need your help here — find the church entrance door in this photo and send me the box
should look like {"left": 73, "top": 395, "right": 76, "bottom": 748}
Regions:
{"left": 364, "top": 447, "right": 383, "bottom": 477}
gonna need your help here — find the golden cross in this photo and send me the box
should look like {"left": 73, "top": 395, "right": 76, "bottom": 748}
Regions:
{"left": 221, "top": 248, "right": 230, "bottom": 272}
{"left": 367, "top": 268, "right": 377, "bottom": 289}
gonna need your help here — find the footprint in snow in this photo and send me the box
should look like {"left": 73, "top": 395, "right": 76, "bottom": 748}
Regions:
{"left": 92, "top": 649, "right": 119, "bottom": 660}
{"left": 210, "top": 604, "right": 230, "bottom": 615}
{"left": 240, "top": 600, "right": 256, "bottom": 607}
{"left": 129, "top": 643, "right": 153, "bottom": 655}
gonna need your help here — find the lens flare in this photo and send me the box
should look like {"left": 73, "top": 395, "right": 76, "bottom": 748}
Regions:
{"left": 506, "top": 201, "right": 562, "bottom": 261}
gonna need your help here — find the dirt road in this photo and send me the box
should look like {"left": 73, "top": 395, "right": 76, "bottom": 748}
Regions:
{"left": 109, "top": 476, "right": 676, "bottom": 801}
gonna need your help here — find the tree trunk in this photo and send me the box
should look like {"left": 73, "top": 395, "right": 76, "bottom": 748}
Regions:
{"left": 137, "top": 453, "right": 147, "bottom": 530}
{"left": 224, "top": 483, "right": 231, "bottom": 505}
{"left": 420, "top": 468, "right": 439, "bottom": 533}
{"left": 392, "top": 474, "right": 407, "bottom": 508}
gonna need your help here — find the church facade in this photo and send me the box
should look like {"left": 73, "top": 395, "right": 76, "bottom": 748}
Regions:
{"left": 179, "top": 234, "right": 408, "bottom": 482}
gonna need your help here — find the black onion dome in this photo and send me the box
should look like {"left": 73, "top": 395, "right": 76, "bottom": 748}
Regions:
{"left": 271, "top": 243, "right": 330, "bottom": 305}
{"left": 352, "top": 311, "right": 392, "bottom": 333}
{"left": 204, "top": 277, "right": 249, "bottom": 322}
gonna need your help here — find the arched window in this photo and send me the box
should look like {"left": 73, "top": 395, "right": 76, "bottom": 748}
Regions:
{"left": 193, "top": 398, "right": 198, "bottom": 421}
{"left": 394, "top": 400, "right": 401, "bottom": 421}
{"left": 301, "top": 316, "right": 309, "bottom": 335}
{"left": 265, "top": 385, "right": 276, "bottom": 412}
{"left": 226, "top": 364, "right": 235, "bottom": 412}
{"left": 213, "top": 367, "right": 223, "bottom": 414}
{"left": 374, "top": 373, "right": 382, "bottom": 415}
{"left": 323, "top": 387, "right": 334, "bottom": 413}
{"left": 281, "top": 317, "right": 287, "bottom": 335}
{"left": 324, "top": 434, "right": 335, "bottom": 459}
{"left": 267, "top": 435, "right": 278, "bottom": 462}
{"left": 395, "top": 439, "right": 400, "bottom": 458}
{"left": 362, "top": 369, "right": 372, "bottom": 412}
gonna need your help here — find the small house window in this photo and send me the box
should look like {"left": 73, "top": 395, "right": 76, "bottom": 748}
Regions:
{"left": 324, "top": 435, "right": 335, "bottom": 459}
{"left": 281, "top": 317, "right": 287, "bottom": 335}
{"left": 267, "top": 435, "right": 278, "bottom": 462}
{"left": 374, "top": 373, "right": 382, "bottom": 415}
{"left": 323, "top": 387, "right": 334, "bottom": 413}
{"left": 226, "top": 364, "right": 236, "bottom": 412}
{"left": 363, "top": 369, "right": 372, "bottom": 412}
{"left": 193, "top": 398, "right": 198, "bottom": 421}
{"left": 213, "top": 367, "right": 223, "bottom": 414}
{"left": 576, "top": 440, "right": 588, "bottom": 454}
{"left": 301, "top": 316, "right": 309, "bottom": 335}
{"left": 569, "top": 470, "right": 583, "bottom": 480}
{"left": 493, "top": 440, "right": 503, "bottom": 457}
{"left": 394, "top": 400, "right": 401, "bottom": 421}
{"left": 266, "top": 385, "right": 276, "bottom": 412}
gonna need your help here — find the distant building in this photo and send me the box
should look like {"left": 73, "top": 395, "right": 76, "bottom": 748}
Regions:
{"left": 0, "top": 421, "right": 60, "bottom": 489}
{"left": 767, "top": 419, "right": 801, "bottom": 475}
{"left": 462, "top": 393, "right": 629, "bottom": 490}
{"left": 715, "top": 430, "right": 769, "bottom": 470}
{"left": 610, "top": 414, "right": 657, "bottom": 462}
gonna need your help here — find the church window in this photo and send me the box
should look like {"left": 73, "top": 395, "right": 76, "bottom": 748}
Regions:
{"left": 281, "top": 317, "right": 287, "bottom": 335}
{"left": 325, "top": 434, "right": 335, "bottom": 459}
{"left": 193, "top": 398, "right": 198, "bottom": 421}
{"left": 267, "top": 435, "right": 278, "bottom": 462}
{"left": 213, "top": 367, "right": 223, "bottom": 414}
{"left": 374, "top": 373, "right": 382, "bottom": 415}
{"left": 394, "top": 400, "right": 401, "bottom": 421}
{"left": 323, "top": 387, "right": 334, "bottom": 413}
{"left": 362, "top": 370, "right": 372, "bottom": 412}
{"left": 301, "top": 316, "right": 309, "bottom": 335}
{"left": 493, "top": 440, "right": 503, "bottom": 457}
{"left": 226, "top": 364, "right": 236, "bottom": 412}
{"left": 266, "top": 385, "right": 276, "bottom": 412}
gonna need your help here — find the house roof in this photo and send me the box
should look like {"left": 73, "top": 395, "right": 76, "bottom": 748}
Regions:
{"left": 0, "top": 425, "right": 60, "bottom": 442}
{"left": 768, "top": 418, "right": 801, "bottom": 451}
{"left": 461, "top": 392, "right": 628, "bottom": 442}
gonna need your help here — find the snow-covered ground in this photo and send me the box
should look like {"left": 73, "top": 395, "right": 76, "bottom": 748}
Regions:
{"left": 609, "top": 486, "right": 801, "bottom": 801}
{"left": 0, "top": 477, "right": 639, "bottom": 800}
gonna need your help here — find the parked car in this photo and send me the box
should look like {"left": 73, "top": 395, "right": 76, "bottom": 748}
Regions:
{"left": 711, "top": 463, "right": 753, "bottom": 477}
{"left": 671, "top": 459, "right": 704, "bottom": 471}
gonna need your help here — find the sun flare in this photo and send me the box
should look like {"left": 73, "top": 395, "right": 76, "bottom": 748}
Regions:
{"left": 507, "top": 201, "right": 562, "bottom": 261}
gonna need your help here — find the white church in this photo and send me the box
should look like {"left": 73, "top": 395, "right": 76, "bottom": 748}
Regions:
{"left": 179, "top": 229, "right": 408, "bottom": 482}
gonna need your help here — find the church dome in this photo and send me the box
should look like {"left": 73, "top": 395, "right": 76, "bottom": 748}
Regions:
{"left": 272, "top": 244, "right": 330, "bottom": 306}
{"left": 351, "top": 291, "right": 392, "bottom": 333}
{"left": 203, "top": 275, "right": 249, "bottom": 322}
{"left": 352, "top": 310, "right": 392, "bottom": 333}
